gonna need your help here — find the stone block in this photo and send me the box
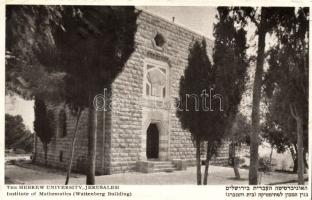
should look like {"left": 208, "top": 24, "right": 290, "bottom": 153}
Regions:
{"left": 172, "top": 159, "right": 187, "bottom": 171}
{"left": 136, "top": 161, "right": 154, "bottom": 173}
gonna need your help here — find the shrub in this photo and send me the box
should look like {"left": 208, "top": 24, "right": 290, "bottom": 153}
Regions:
{"left": 258, "top": 156, "right": 272, "bottom": 172}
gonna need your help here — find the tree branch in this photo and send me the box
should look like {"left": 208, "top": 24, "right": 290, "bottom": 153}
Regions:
{"left": 247, "top": 7, "right": 260, "bottom": 28}
{"left": 250, "top": 14, "right": 259, "bottom": 28}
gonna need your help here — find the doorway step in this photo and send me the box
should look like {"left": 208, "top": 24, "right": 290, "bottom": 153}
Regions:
{"left": 136, "top": 160, "right": 187, "bottom": 173}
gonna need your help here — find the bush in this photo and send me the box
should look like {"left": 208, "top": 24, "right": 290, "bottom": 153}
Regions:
{"left": 239, "top": 157, "right": 245, "bottom": 164}
{"left": 258, "top": 156, "right": 272, "bottom": 172}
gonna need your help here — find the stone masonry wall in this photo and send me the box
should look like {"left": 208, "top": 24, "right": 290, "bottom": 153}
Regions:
{"left": 109, "top": 10, "right": 214, "bottom": 173}
{"left": 35, "top": 104, "right": 112, "bottom": 175}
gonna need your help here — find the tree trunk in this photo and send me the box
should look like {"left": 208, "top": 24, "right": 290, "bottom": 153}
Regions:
{"left": 289, "top": 145, "right": 297, "bottom": 173}
{"left": 289, "top": 104, "right": 304, "bottom": 184}
{"left": 296, "top": 117, "right": 304, "bottom": 184}
{"left": 65, "top": 109, "right": 82, "bottom": 185}
{"left": 86, "top": 97, "right": 97, "bottom": 185}
{"left": 249, "top": 8, "right": 267, "bottom": 185}
{"left": 33, "top": 133, "right": 37, "bottom": 162}
{"left": 269, "top": 146, "right": 273, "bottom": 171}
{"left": 196, "top": 138, "right": 202, "bottom": 185}
{"left": 303, "top": 150, "right": 308, "bottom": 170}
{"left": 293, "top": 157, "right": 298, "bottom": 173}
{"left": 43, "top": 143, "right": 48, "bottom": 166}
{"left": 230, "top": 142, "right": 240, "bottom": 179}
{"left": 203, "top": 142, "right": 211, "bottom": 185}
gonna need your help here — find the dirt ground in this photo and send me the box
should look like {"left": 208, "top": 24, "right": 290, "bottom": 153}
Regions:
{"left": 5, "top": 160, "right": 308, "bottom": 185}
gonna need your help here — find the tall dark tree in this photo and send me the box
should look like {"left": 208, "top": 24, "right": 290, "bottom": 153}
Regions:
{"left": 213, "top": 7, "right": 249, "bottom": 180}
{"left": 33, "top": 98, "right": 54, "bottom": 166}
{"left": 177, "top": 39, "right": 224, "bottom": 185}
{"left": 246, "top": 8, "right": 270, "bottom": 185}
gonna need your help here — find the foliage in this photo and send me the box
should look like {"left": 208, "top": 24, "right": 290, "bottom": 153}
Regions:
{"left": 6, "top": 6, "right": 65, "bottom": 101}
{"left": 263, "top": 7, "right": 309, "bottom": 183}
{"left": 227, "top": 6, "right": 306, "bottom": 184}
{"left": 231, "top": 113, "right": 252, "bottom": 145}
{"left": 213, "top": 7, "right": 249, "bottom": 180}
{"left": 213, "top": 7, "right": 250, "bottom": 145}
{"left": 261, "top": 97, "right": 296, "bottom": 154}
{"left": 214, "top": 7, "right": 249, "bottom": 126}
{"left": 52, "top": 6, "right": 139, "bottom": 110}
{"left": 258, "top": 156, "right": 272, "bottom": 172}
{"left": 263, "top": 7, "right": 309, "bottom": 152}
{"left": 177, "top": 39, "right": 225, "bottom": 185}
{"left": 177, "top": 39, "right": 224, "bottom": 143}
{"left": 33, "top": 98, "right": 54, "bottom": 148}
{"left": 53, "top": 6, "right": 139, "bottom": 184}
{"left": 6, "top": 6, "right": 139, "bottom": 184}
{"left": 5, "top": 114, "right": 32, "bottom": 151}
{"left": 263, "top": 7, "right": 309, "bottom": 142}
{"left": 10, "top": 133, "right": 34, "bottom": 153}
{"left": 6, "top": 5, "right": 139, "bottom": 110}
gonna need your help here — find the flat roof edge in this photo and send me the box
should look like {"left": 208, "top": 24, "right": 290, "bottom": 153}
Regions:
{"left": 136, "top": 7, "right": 215, "bottom": 44}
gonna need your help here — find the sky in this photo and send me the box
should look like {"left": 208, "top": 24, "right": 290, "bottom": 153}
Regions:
{"left": 139, "top": 6, "right": 218, "bottom": 39}
{"left": 5, "top": 7, "right": 220, "bottom": 131}
{"left": 5, "top": 95, "right": 34, "bottom": 131}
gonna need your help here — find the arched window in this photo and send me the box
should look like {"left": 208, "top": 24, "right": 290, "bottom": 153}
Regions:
{"left": 144, "top": 59, "right": 169, "bottom": 99}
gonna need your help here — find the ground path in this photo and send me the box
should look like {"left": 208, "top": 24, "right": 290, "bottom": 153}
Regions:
{"left": 5, "top": 162, "right": 308, "bottom": 185}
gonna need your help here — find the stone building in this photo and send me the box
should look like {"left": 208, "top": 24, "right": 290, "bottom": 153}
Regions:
{"left": 34, "top": 9, "right": 246, "bottom": 174}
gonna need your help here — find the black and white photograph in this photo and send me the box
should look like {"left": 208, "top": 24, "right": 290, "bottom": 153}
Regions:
{"left": 2, "top": 1, "right": 311, "bottom": 199}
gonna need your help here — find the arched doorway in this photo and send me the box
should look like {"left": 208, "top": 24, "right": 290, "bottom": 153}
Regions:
{"left": 146, "top": 123, "right": 159, "bottom": 159}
